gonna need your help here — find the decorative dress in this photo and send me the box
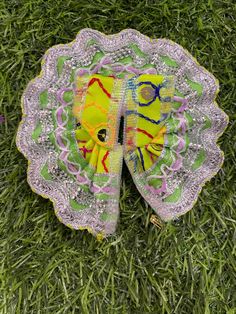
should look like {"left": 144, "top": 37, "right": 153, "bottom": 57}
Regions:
{"left": 16, "top": 29, "right": 228, "bottom": 239}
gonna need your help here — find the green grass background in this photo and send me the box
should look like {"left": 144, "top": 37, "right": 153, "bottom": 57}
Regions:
{"left": 0, "top": 0, "right": 236, "bottom": 313}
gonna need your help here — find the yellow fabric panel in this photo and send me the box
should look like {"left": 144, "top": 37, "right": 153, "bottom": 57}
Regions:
{"left": 134, "top": 74, "right": 173, "bottom": 148}
{"left": 73, "top": 74, "right": 121, "bottom": 174}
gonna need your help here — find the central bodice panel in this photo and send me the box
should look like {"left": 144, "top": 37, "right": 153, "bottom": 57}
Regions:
{"left": 72, "top": 73, "right": 175, "bottom": 174}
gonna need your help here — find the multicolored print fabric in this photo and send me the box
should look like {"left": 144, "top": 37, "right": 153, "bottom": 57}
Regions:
{"left": 16, "top": 29, "right": 228, "bottom": 239}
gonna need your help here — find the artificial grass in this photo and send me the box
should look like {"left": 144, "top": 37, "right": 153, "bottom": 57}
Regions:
{"left": 0, "top": 0, "right": 236, "bottom": 313}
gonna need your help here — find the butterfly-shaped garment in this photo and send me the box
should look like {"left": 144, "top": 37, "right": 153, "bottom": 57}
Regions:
{"left": 16, "top": 29, "right": 228, "bottom": 239}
